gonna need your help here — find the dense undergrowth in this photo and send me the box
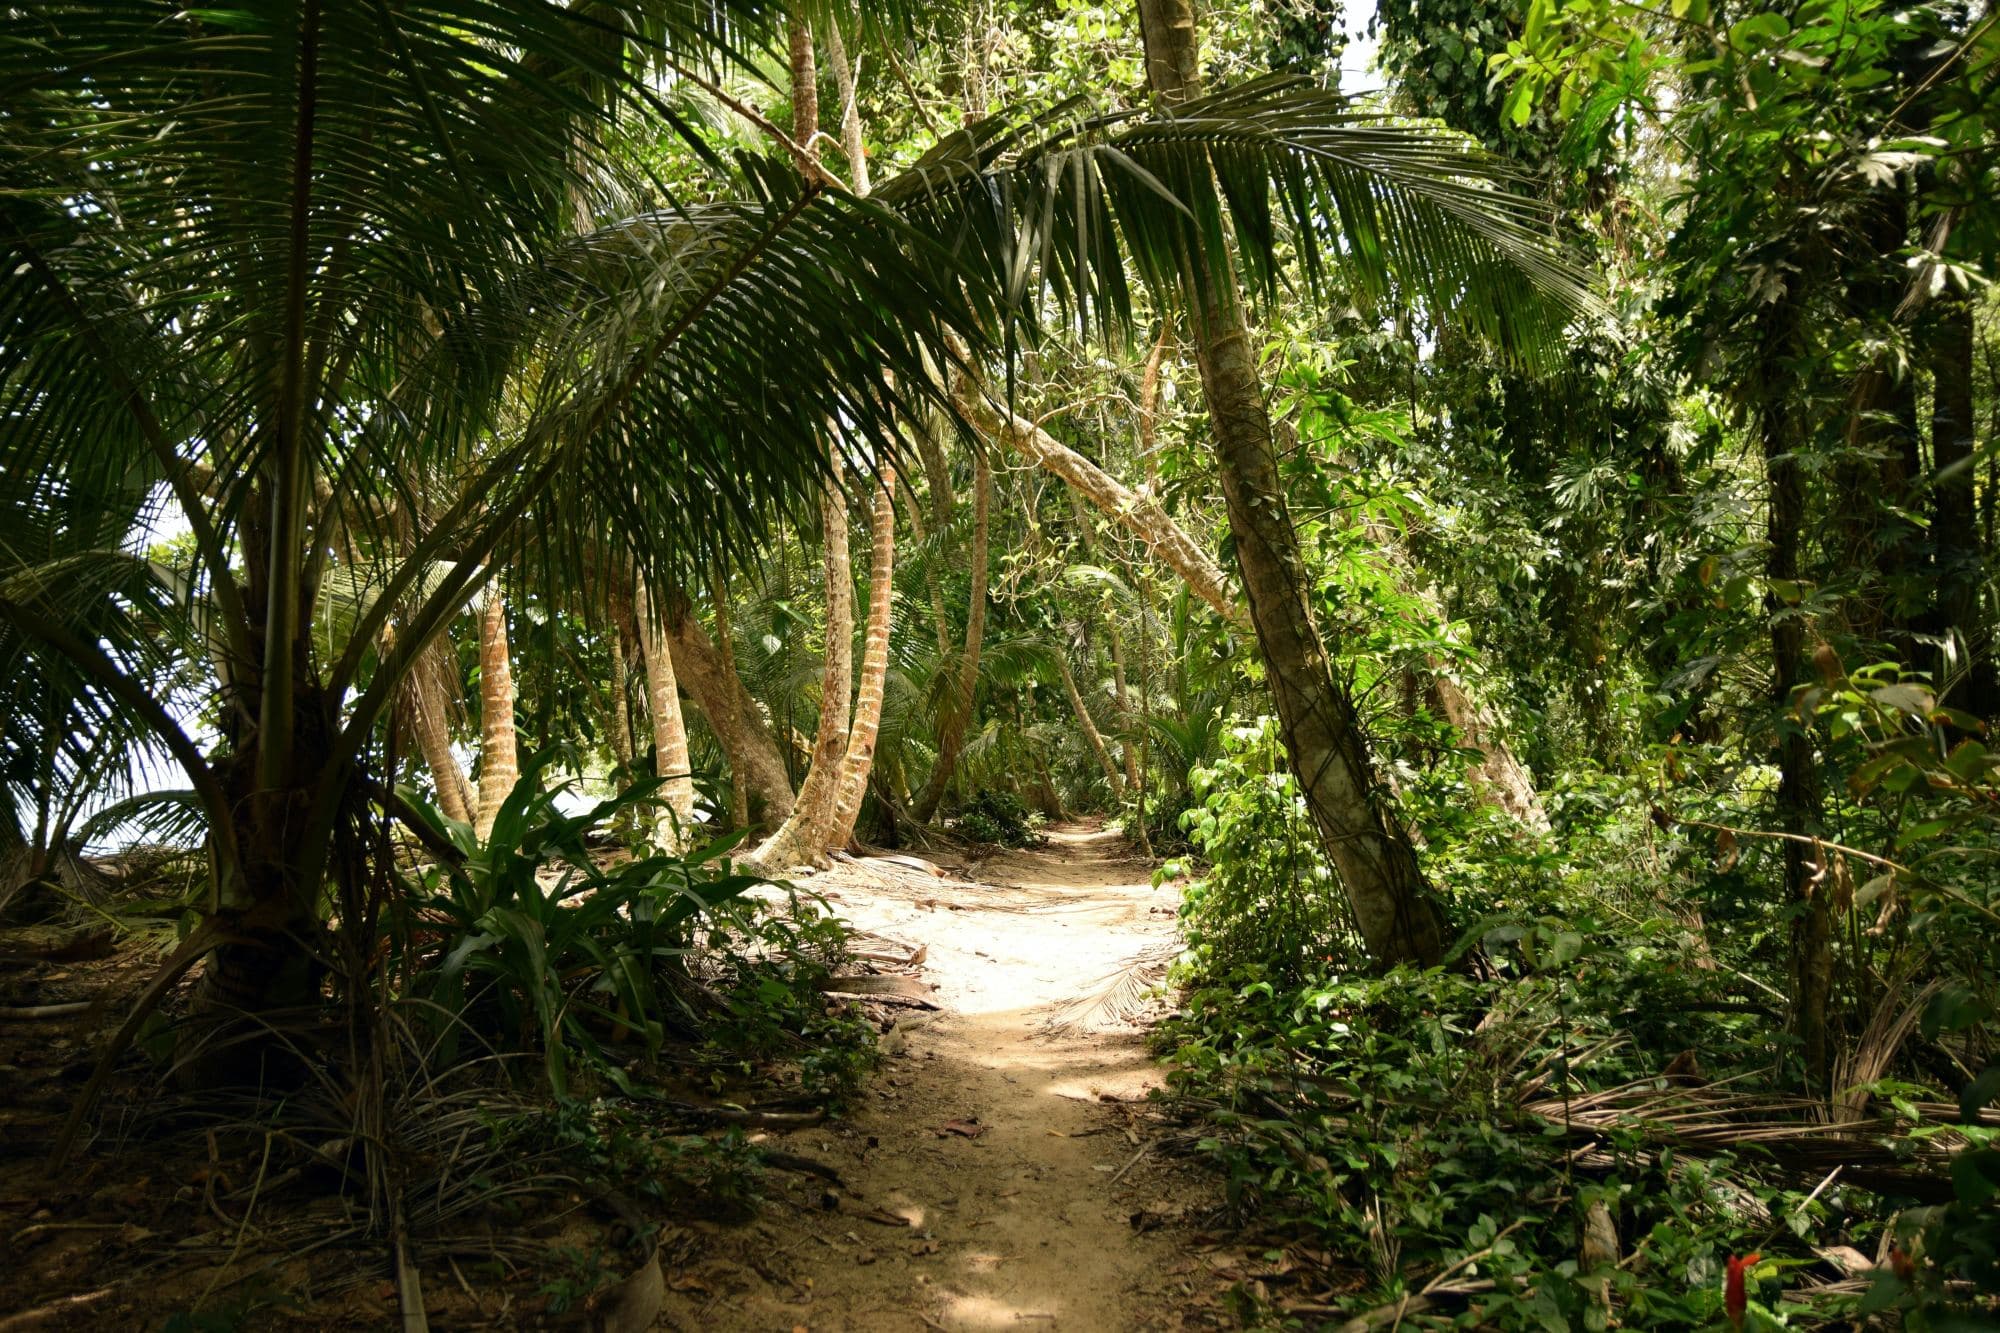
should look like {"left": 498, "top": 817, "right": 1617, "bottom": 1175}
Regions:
{"left": 37, "top": 765, "right": 879, "bottom": 1326}
{"left": 1157, "top": 678, "right": 1999, "bottom": 1330}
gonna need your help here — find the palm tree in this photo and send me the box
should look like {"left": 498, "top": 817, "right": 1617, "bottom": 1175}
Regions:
{"left": 0, "top": 0, "right": 976, "bottom": 1044}
{"left": 1, "top": 0, "right": 1590, "bottom": 1098}
{"left": 1129, "top": 0, "right": 1589, "bottom": 965}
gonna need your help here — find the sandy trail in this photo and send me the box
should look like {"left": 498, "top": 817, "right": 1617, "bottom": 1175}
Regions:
{"left": 658, "top": 823, "right": 1205, "bottom": 1332}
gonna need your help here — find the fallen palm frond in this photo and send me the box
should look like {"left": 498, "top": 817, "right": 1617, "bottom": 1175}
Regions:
{"left": 1042, "top": 942, "right": 1178, "bottom": 1033}
{"left": 1520, "top": 1078, "right": 1989, "bottom": 1196}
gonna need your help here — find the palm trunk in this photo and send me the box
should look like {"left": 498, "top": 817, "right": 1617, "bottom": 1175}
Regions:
{"left": 826, "top": 466, "right": 897, "bottom": 848}
{"left": 1135, "top": 0, "right": 1449, "bottom": 967}
{"left": 636, "top": 579, "right": 697, "bottom": 849}
{"left": 911, "top": 444, "right": 990, "bottom": 823}
{"left": 408, "top": 636, "right": 474, "bottom": 826}
{"left": 752, "top": 463, "right": 855, "bottom": 868}
{"left": 1057, "top": 650, "right": 1125, "bottom": 797}
{"left": 710, "top": 571, "right": 752, "bottom": 829}
{"left": 472, "top": 585, "right": 519, "bottom": 841}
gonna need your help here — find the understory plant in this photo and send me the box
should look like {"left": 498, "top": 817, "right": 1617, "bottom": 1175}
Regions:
{"left": 1156, "top": 700, "right": 1998, "bottom": 1329}
{"left": 397, "top": 755, "right": 771, "bottom": 1096}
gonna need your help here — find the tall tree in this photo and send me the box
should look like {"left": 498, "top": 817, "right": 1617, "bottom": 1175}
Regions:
{"left": 635, "top": 580, "right": 697, "bottom": 848}
{"left": 473, "top": 586, "right": 521, "bottom": 842}
{"left": 826, "top": 466, "right": 897, "bottom": 847}
{"left": 1134, "top": 0, "right": 1451, "bottom": 966}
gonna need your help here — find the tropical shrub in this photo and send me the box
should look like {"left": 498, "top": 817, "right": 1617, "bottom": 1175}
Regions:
{"left": 1163, "top": 717, "right": 1362, "bottom": 989}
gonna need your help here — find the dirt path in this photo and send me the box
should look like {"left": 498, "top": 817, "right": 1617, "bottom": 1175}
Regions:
{"left": 658, "top": 824, "right": 1208, "bottom": 1332}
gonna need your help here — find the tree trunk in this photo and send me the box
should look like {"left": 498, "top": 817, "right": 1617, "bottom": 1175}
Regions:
{"left": 1057, "top": 649, "right": 1126, "bottom": 797}
{"left": 1930, "top": 296, "right": 1994, "bottom": 715}
{"left": 957, "top": 385, "right": 1248, "bottom": 633}
{"left": 822, "top": 17, "right": 870, "bottom": 195}
{"left": 636, "top": 578, "right": 697, "bottom": 849}
{"left": 1135, "top": 0, "right": 1450, "bottom": 968}
{"left": 1759, "top": 302, "right": 1833, "bottom": 1091}
{"left": 604, "top": 614, "right": 636, "bottom": 822}
{"left": 751, "top": 462, "right": 855, "bottom": 868}
{"left": 665, "top": 601, "right": 795, "bottom": 826}
{"left": 1138, "top": 319, "right": 1171, "bottom": 492}
{"left": 710, "top": 570, "right": 751, "bottom": 829}
{"left": 1429, "top": 675, "right": 1548, "bottom": 831}
{"left": 827, "top": 466, "right": 897, "bottom": 847}
{"left": 407, "top": 636, "right": 475, "bottom": 826}
{"left": 911, "top": 444, "right": 990, "bottom": 823}
{"left": 472, "top": 585, "right": 519, "bottom": 841}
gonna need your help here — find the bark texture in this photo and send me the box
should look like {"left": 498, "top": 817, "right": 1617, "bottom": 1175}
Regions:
{"left": 827, "top": 467, "right": 898, "bottom": 847}
{"left": 1135, "top": 0, "right": 1450, "bottom": 967}
{"left": 1759, "top": 301, "right": 1833, "bottom": 1089}
{"left": 636, "top": 579, "right": 697, "bottom": 848}
{"left": 710, "top": 571, "right": 752, "bottom": 829}
{"left": 957, "top": 384, "right": 1248, "bottom": 634}
{"left": 472, "top": 586, "right": 519, "bottom": 841}
{"left": 1057, "top": 649, "right": 1126, "bottom": 796}
{"left": 752, "top": 464, "right": 855, "bottom": 868}
{"left": 407, "top": 636, "right": 475, "bottom": 826}
{"left": 665, "top": 604, "right": 796, "bottom": 825}
{"left": 1930, "top": 296, "right": 1995, "bottom": 714}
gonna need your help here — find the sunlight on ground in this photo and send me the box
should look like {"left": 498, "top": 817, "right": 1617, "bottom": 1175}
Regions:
{"left": 937, "top": 1290, "right": 1065, "bottom": 1328}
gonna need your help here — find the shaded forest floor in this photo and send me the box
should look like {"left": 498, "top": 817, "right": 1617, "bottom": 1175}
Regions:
{"left": 660, "top": 823, "right": 1225, "bottom": 1331}
{"left": 0, "top": 827, "right": 1255, "bottom": 1330}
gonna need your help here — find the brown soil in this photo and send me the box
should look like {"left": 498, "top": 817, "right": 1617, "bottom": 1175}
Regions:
{"left": 658, "top": 823, "right": 1214, "bottom": 1332}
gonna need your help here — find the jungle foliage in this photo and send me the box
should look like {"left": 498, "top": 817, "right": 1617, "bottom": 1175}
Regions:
{"left": 1, "top": 0, "right": 1997, "bottom": 1327}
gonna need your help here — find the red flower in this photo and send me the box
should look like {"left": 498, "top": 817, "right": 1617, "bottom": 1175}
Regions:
{"left": 1724, "top": 1253, "right": 1761, "bottom": 1329}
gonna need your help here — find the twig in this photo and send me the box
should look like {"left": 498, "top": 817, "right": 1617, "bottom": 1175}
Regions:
{"left": 0, "top": 1285, "right": 117, "bottom": 1331}
{"left": 197, "top": 1131, "right": 274, "bottom": 1310}
{"left": 1108, "top": 1141, "right": 1154, "bottom": 1185}
{"left": 0, "top": 1002, "right": 92, "bottom": 1020}
{"left": 760, "top": 1150, "right": 845, "bottom": 1187}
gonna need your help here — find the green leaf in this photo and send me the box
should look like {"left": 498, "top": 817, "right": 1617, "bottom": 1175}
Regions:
{"left": 1961, "top": 1065, "right": 2000, "bottom": 1123}
{"left": 1951, "top": 1148, "right": 2000, "bottom": 1206}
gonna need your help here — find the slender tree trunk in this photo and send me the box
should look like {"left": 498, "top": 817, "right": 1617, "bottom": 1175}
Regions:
{"left": 1057, "top": 650, "right": 1125, "bottom": 796}
{"left": 1134, "top": 0, "right": 1449, "bottom": 967}
{"left": 788, "top": 15, "right": 817, "bottom": 152}
{"left": 1759, "top": 303, "right": 1833, "bottom": 1090}
{"left": 827, "top": 467, "right": 897, "bottom": 847}
{"left": 665, "top": 601, "right": 795, "bottom": 825}
{"left": 710, "top": 571, "right": 751, "bottom": 829}
{"left": 604, "top": 614, "right": 636, "bottom": 820}
{"left": 752, "top": 461, "right": 856, "bottom": 868}
{"left": 408, "top": 637, "right": 474, "bottom": 826}
{"left": 1930, "top": 296, "right": 1994, "bottom": 715}
{"left": 1106, "top": 618, "right": 1142, "bottom": 789}
{"left": 473, "top": 585, "right": 519, "bottom": 841}
{"left": 636, "top": 579, "right": 697, "bottom": 848}
{"left": 1138, "top": 319, "right": 1171, "bottom": 492}
{"left": 909, "top": 497, "right": 957, "bottom": 659}
{"left": 823, "top": 17, "right": 870, "bottom": 195}
{"left": 957, "top": 385, "right": 1248, "bottom": 633}
{"left": 912, "top": 444, "right": 990, "bottom": 823}
{"left": 1068, "top": 490, "right": 1144, "bottom": 788}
